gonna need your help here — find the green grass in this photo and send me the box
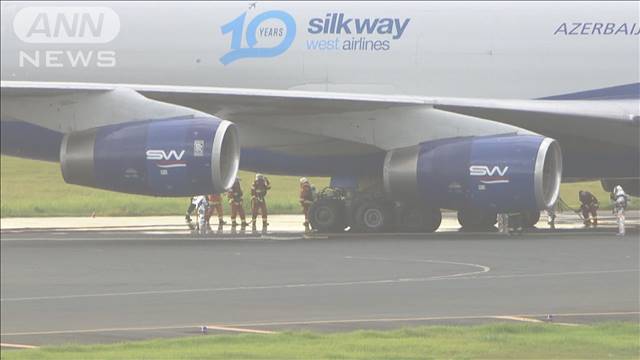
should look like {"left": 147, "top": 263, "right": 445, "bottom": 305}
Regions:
{"left": 1, "top": 155, "right": 636, "bottom": 217}
{"left": 559, "top": 181, "right": 638, "bottom": 211}
{"left": 1, "top": 155, "right": 328, "bottom": 217}
{"left": 2, "top": 323, "right": 638, "bottom": 360}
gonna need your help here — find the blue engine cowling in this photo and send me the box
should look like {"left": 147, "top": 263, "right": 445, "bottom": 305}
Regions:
{"left": 383, "top": 135, "right": 563, "bottom": 212}
{"left": 60, "top": 117, "right": 240, "bottom": 196}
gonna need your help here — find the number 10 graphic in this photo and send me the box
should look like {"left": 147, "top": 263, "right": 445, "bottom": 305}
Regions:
{"left": 220, "top": 11, "right": 297, "bottom": 65}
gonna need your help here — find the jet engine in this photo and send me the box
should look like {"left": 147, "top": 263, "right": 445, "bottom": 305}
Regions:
{"left": 60, "top": 117, "right": 240, "bottom": 196}
{"left": 383, "top": 135, "right": 563, "bottom": 213}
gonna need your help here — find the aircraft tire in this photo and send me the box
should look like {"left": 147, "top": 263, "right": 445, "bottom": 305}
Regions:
{"left": 352, "top": 200, "right": 394, "bottom": 233}
{"left": 400, "top": 205, "right": 441, "bottom": 233}
{"left": 309, "top": 199, "right": 346, "bottom": 233}
{"left": 457, "top": 208, "right": 496, "bottom": 231}
{"left": 521, "top": 210, "right": 541, "bottom": 228}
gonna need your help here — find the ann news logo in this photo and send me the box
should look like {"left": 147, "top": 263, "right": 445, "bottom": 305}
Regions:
{"left": 219, "top": 9, "right": 296, "bottom": 65}
{"left": 13, "top": 7, "right": 119, "bottom": 68}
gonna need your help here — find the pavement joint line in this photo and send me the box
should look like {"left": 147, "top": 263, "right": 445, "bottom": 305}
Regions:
{"left": 2, "top": 268, "right": 637, "bottom": 302}
{"left": 0, "top": 342, "right": 39, "bottom": 349}
{"left": 3, "top": 312, "right": 637, "bottom": 337}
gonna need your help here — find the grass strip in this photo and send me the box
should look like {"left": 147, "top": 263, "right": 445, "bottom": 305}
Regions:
{"left": 1, "top": 322, "right": 639, "bottom": 360}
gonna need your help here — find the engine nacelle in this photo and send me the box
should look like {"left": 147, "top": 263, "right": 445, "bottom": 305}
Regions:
{"left": 384, "top": 135, "right": 562, "bottom": 212}
{"left": 60, "top": 117, "right": 240, "bottom": 196}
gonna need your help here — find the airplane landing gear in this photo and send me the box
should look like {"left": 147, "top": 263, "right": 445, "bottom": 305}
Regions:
{"left": 352, "top": 200, "right": 394, "bottom": 233}
{"left": 457, "top": 208, "right": 497, "bottom": 230}
{"left": 399, "top": 205, "right": 442, "bottom": 233}
{"left": 308, "top": 188, "right": 347, "bottom": 233}
{"left": 520, "top": 211, "right": 541, "bottom": 228}
{"left": 309, "top": 187, "right": 442, "bottom": 234}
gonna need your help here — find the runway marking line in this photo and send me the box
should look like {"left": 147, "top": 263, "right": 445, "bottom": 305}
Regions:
{"left": 0, "top": 342, "right": 39, "bottom": 349}
{"left": 233, "top": 311, "right": 639, "bottom": 328}
{"left": 1, "top": 312, "right": 636, "bottom": 337}
{"left": 2, "top": 268, "right": 636, "bottom": 303}
{"left": 204, "top": 325, "right": 277, "bottom": 334}
{"left": 492, "top": 316, "right": 543, "bottom": 323}
{"left": 492, "top": 316, "right": 582, "bottom": 327}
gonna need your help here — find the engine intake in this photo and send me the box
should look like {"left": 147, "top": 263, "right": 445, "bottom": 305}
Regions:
{"left": 60, "top": 117, "right": 240, "bottom": 196}
{"left": 384, "top": 135, "right": 562, "bottom": 212}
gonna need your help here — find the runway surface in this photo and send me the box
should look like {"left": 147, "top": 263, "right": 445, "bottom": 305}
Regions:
{"left": 1, "top": 228, "right": 639, "bottom": 347}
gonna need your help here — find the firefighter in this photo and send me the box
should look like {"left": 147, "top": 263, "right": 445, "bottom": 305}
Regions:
{"left": 579, "top": 190, "right": 599, "bottom": 227}
{"left": 251, "top": 173, "right": 271, "bottom": 228}
{"left": 612, "top": 185, "right": 630, "bottom": 236}
{"left": 227, "top": 178, "right": 248, "bottom": 227}
{"left": 206, "top": 193, "right": 226, "bottom": 226}
{"left": 299, "top": 177, "right": 314, "bottom": 232}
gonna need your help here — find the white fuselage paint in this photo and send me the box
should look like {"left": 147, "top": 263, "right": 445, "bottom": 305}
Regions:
{"left": 1, "top": 1, "right": 638, "bottom": 99}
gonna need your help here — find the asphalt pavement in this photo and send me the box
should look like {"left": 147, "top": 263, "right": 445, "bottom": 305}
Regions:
{"left": 1, "top": 216, "right": 639, "bottom": 348}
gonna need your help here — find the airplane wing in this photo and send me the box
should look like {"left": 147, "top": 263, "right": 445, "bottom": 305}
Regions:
{"left": 2, "top": 80, "right": 639, "bottom": 156}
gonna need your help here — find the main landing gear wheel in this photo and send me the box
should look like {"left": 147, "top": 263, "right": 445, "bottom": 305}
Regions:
{"left": 457, "top": 208, "right": 497, "bottom": 231}
{"left": 309, "top": 199, "right": 346, "bottom": 233}
{"left": 400, "top": 205, "right": 442, "bottom": 233}
{"left": 352, "top": 200, "right": 394, "bottom": 233}
{"left": 520, "top": 211, "right": 541, "bottom": 228}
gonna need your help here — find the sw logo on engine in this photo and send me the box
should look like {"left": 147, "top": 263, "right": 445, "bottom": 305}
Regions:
{"left": 469, "top": 165, "right": 509, "bottom": 184}
{"left": 146, "top": 149, "right": 187, "bottom": 168}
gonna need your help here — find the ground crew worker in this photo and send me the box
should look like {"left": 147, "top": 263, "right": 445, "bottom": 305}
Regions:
{"left": 299, "top": 177, "right": 314, "bottom": 232}
{"left": 497, "top": 213, "right": 510, "bottom": 234}
{"left": 579, "top": 190, "right": 599, "bottom": 227}
{"left": 206, "top": 193, "right": 225, "bottom": 226}
{"left": 612, "top": 185, "right": 630, "bottom": 236}
{"left": 546, "top": 203, "right": 557, "bottom": 229}
{"left": 192, "top": 195, "right": 209, "bottom": 234}
{"left": 227, "top": 178, "right": 248, "bottom": 227}
{"left": 251, "top": 173, "right": 271, "bottom": 228}
{"left": 185, "top": 196, "right": 196, "bottom": 223}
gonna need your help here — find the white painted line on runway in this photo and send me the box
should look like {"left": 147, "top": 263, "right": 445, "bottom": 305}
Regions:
{"left": 0, "top": 342, "right": 39, "bottom": 349}
{"left": 204, "top": 325, "right": 277, "bottom": 334}
{"left": 1, "top": 325, "right": 196, "bottom": 336}
{"left": 492, "top": 316, "right": 583, "bottom": 327}
{"left": 344, "top": 256, "right": 491, "bottom": 278}
{"left": 2, "top": 268, "right": 637, "bottom": 302}
{"left": 232, "top": 311, "right": 639, "bottom": 327}
{"left": 4, "top": 311, "right": 635, "bottom": 337}
{"left": 493, "top": 316, "right": 543, "bottom": 323}
{"left": 0, "top": 236, "right": 304, "bottom": 242}
{"left": 0, "top": 324, "right": 274, "bottom": 336}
